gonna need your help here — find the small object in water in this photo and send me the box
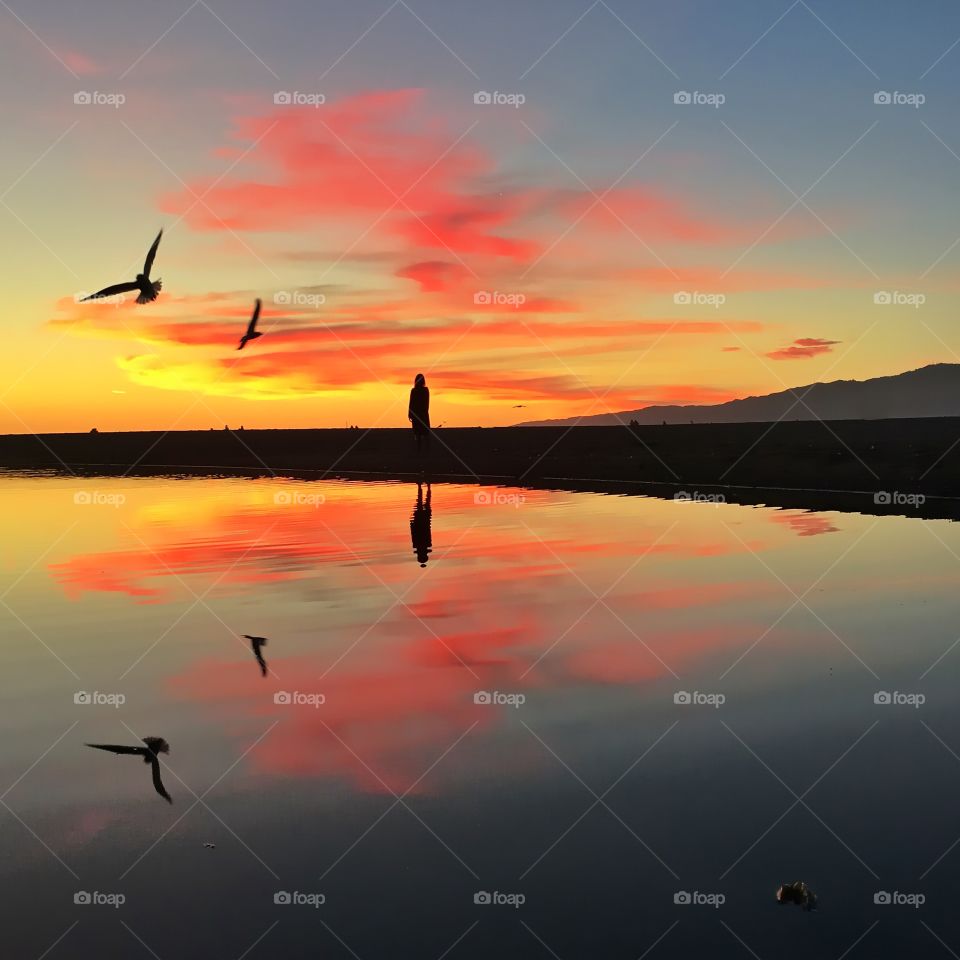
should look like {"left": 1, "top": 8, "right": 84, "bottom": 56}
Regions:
{"left": 203, "top": 842, "right": 216, "bottom": 849}
{"left": 776, "top": 880, "right": 817, "bottom": 911}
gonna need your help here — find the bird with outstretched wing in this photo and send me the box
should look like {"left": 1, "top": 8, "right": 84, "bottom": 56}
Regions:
{"left": 85, "top": 736, "right": 172, "bottom": 803}
{"left": 82, "top": 230, "right": 163, "bottom": 304}
{"left": 238, "top": 299, "right": 262, "bottom": 350}
{"left": 243, "top": 634, "right": 269, "bottom": 677}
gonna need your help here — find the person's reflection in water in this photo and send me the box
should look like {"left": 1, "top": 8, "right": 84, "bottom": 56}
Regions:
{"left": 410, "top": 481, "right": 432, "bottom": 567}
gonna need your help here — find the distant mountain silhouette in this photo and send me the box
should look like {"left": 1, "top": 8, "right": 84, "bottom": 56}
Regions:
{"left": 516, "top": 364, "right": 960, "bottom": 426}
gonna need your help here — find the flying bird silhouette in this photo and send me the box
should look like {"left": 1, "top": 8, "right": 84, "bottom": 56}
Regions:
{"left": 85, "top": 736, "right": 172, "bottom": 803}
{"left": 82, "top": 229, "right": 163, "bottom": 304}
{"left": 513, "top": 404, "right": 527, "bottom": 408}
{"left": 243, "top": 634, "right": 269, "bottom": 677}
{"left": 237, "top": 299, "right": 262, "bottom": 350}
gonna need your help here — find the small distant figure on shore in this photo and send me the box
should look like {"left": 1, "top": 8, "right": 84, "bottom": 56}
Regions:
{"left": 410, "top": 481, "right": 432, "bottom": 567}
{"left": 90, "top": 427, "right": 99, "bottom": 434}
{"left": 408, "top": 373, "right": 431, "bottom": 455}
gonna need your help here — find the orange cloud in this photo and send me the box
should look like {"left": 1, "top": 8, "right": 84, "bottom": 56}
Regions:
{"left": 766, "top": 337, "right": 840, "bottom": 360}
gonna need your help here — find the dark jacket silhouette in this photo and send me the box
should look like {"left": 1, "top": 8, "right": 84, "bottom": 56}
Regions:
{"left": 408, "top": 374, "right": 430, "bottom": 434}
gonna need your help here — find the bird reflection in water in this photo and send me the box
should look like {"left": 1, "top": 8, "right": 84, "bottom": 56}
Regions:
{"left": 85, "top": 736, "right": 172, "bottom": 803}
{"left": 243, "top": 634, "right": 269, "bottom": 677}
{"left": 410, "top": 481, "right": 432, "bottom": 567}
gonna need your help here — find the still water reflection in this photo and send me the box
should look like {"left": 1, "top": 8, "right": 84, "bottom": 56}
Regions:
{"left": 1, "top": 474, "right": 958, "bottom": 957}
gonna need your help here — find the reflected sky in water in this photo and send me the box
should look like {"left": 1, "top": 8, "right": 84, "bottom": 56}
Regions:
{"left": 2, "top": 475, "right": 959, "bottom": 958}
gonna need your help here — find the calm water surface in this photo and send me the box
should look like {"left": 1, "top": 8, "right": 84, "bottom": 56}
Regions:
{"left": 2, "top": 474, "right": 958, "bottom": 957}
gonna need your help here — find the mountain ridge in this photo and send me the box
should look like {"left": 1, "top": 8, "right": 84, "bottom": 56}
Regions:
{"left": 516, "top": 363, "right": 960, "bottom": 426}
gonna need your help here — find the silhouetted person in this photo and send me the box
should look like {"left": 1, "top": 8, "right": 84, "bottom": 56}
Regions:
{"left": 410, "top": 481, "right": 432, "bottom": 567}
{"left": 408, "top": 373, "right": 430, "bottom": 455}
{"left": 82, "top": 229, "right": 163, "bottom": 304}
{"left": 85, "top": 736, "right": 172, "bottom": 803}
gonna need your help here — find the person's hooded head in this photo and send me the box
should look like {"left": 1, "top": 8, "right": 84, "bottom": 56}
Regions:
{"left": 414, "top": 373, "right": 426, "bottom": 387}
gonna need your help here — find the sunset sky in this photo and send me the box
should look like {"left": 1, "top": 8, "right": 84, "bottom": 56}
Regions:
{"left": 3, "top": 0, "right": 960, "bottom": 431}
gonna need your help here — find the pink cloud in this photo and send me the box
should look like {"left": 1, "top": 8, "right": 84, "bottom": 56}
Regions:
{"left": 771, "top": 511, "right": 840, "bottom": 537}
{"left": 766, "top": 337, "right": 840, "bottom": 360}
{"left": 60, "top": 50, "right": 104, "bottom": 76}
{"left": 396, "top": 260, "right": 471, "bottom": 292}
{"left": 159, "top": 90, "right": 773, "bottom": 269}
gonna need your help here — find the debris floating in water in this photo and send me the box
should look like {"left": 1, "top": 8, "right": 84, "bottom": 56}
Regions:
{"left": 776, "top": 881, "right": 817, "bottom": 911}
